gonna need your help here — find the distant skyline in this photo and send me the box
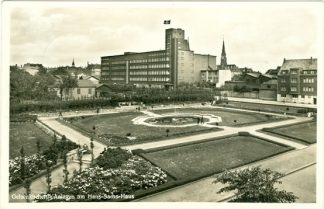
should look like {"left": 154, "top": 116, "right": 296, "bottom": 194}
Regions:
{"left": 8, "top": 2, "right": 322, "bottom": 72}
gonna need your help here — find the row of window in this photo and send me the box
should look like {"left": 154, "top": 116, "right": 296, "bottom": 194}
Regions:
{"left": 148, "top": 70, "right": 170, "bottom": 75}
{"left": 280, "top": 78, "right": 316, "bottom": 83}
{"left": 129, "top": 77, "right": 170, "bottom": 82}
{"left": 302, "top": 70, "right": 316, "bottom": 75}
{"left": 111, "top": 77, "right": 124, "bottom": 81}
{"left": 281, "top": 87, "right": 315, "bottom": 92}
{"left": 303, "top": 87, "right": 314, "bottom": 92}
{"left": 129, "top": 71, "right": 148, "bottom": 75}
{"left": 281, "top": 69, "right": 317, "bottom": 75}
{"left": 303, "top": 78, "right": 315, "bottom": 83}
{"left": 129, "top": 57, "right": 170, "bottom": 63}
{"left": 110, "top": 66, "right": 126, "bottom": 70}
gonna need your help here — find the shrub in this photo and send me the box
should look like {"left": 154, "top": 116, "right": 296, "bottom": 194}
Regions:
{"left": 95, "top": 147, "right": 132, "bottom": 169}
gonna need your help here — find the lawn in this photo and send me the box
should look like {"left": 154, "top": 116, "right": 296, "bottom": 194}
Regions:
{"left": 218, "top": 101, "right": 315, "bottom": 115}
{"left": 63, "top": 112, "right": 219, "bottom": 145}
{"left": 141, "top": 135, "right": 291, "bottom": 180}
{"left": 10, "top": 123, "right": 54, "bottom": 159}
{"left": 266, "top": 122, "right": 316, "bottom": 144}
{"left": 153, "top": 108, "right": 285, "bottom": 127}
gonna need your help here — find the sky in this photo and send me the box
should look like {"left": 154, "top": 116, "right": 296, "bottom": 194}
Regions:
{"left": 8, "top": 2, "right": 322, "bottom": 73}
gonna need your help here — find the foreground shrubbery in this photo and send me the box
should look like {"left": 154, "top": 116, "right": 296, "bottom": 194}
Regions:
{"left": 9, "top": 154, "right": 45, "bottom": 186}
{"left": 9, "top": 136, "right": 78, "bottom": 187}
{"left": 36, "top": 148, "right": 168, "bottom": 202}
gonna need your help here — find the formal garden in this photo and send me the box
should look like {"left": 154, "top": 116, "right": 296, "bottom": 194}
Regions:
{"left": 59, "top": 112, "right": 222, "bottom": 146}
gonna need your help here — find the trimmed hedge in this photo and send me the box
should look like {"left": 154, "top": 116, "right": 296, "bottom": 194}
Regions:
{"left": 11, "top": 89, "right": 215, "bottom": 114}
{"left": 10, "top": 114, "right": 37, "bottom": 122}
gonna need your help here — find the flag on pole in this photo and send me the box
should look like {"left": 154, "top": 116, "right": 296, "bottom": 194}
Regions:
{"left": 164, "top": 20, "right": 171, "bottom": 24}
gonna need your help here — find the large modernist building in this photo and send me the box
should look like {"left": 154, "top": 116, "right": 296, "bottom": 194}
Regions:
{"left": 100, "top": 28, "right": 216, "bottom": 89}
{"left": 277, "top": 58, "right": 317, "bottom": 104}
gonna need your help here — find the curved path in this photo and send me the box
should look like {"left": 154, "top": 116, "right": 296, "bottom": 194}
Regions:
{"left": 9, "top": 104, "right": 313, "bottom": 202}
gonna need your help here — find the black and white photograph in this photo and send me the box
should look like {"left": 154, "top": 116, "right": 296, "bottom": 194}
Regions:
{"left": 0, "top": 1, "right": 323, "bottom": 209}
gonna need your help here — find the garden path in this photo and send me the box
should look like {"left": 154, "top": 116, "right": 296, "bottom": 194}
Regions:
{"left": 9, "top": 104, "right": 313, "bottom": 202}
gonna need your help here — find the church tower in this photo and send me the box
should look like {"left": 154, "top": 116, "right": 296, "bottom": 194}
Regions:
{"left": 220, "top": 39, "right": 227, "bottom": 68}
{"left": 72, "top": 58, "right": 75, "bottom": 67}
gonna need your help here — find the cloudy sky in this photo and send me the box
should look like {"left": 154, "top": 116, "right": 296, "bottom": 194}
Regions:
{"left": 8, "top": 2, "right": 322, "bottom": 72}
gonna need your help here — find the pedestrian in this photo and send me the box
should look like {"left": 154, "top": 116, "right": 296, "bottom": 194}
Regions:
{"left": 201, "top": 116, "right": 204, "bottom": 124}
{"left": 197, "top": 117, "right": 200, "bottom": 124}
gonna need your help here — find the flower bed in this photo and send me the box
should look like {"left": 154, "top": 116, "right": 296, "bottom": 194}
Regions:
{"left": 9, "top": 154, "right": 46, "bottom": 186}
{"left": 36, "top": 148, "right": 168, "bottom": 202}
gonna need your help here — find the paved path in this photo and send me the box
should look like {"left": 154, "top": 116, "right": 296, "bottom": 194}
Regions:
{"left": 9, "top": 104, "right": 313, "bottom": 202}
{"left": 137, "top": 145, "right": 316, "bottom": 202}
{"left": 227, "top": 97, "right": 317, "bottom": 108}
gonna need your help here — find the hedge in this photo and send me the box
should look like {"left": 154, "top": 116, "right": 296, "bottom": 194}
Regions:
{"left": 10, "top": 90, "right": 216, "bottom": 114}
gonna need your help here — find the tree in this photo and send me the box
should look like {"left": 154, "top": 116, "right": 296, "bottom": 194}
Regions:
{"left": 59, "top": 76, "right": 78, "bottom": 100}
{"left": 19, "top": 147, "right": 26, "bottom": 181}
{"left": 90, "top": 136, "right": 94, "bottom": 164}
{"left": 213, "top": 166, "right": 298, "bottom": 203}
{"left": 36, "top": 139, "right": 42, "bottom": 169}
{"left": 77, "top": 148, "right": 83, "bottom": 172}
{"left": 23, "top": 179, "right": 32, "bottom": 202}
{"left": 45, "top": 160, "right": 52, "bottom": 192}
{"left": 62, "top": 150, "right": 69, "bottom": 183}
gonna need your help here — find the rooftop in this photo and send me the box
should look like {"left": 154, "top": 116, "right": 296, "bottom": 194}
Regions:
{"left": 281, "top": 58, "right": 317, "bottom": 71}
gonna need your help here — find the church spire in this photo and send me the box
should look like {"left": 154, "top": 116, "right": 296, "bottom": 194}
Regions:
{"left": 72, "top": 58, "right": 75, "bottom": 67}
{"left": 220, "top": 38, "right": 227, "bottom": 68}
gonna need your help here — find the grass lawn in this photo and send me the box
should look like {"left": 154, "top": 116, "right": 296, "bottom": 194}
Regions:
{"left": 10, "top": 123, "right": 54, "bottom": 159}
{"left": 64, "top": 112, "right": 219, "bottom": 145}
{"left": 141, "top": 135, "right": 291, "bottom": 180}
{"left": 218, "top": 101, "right": 315, "bottom": 115}
{"left": 266, "top": 122, "right": 316, "bottom": 144}
{"left": 153, "top": 108, "right": 285, "bottom": 127}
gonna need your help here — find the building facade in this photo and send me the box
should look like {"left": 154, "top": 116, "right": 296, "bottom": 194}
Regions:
{"left": 277, "top": 58, "right": 317, "bottom": 104}
{"left": 100, "top": 28, "right": 216, "bottom": 89}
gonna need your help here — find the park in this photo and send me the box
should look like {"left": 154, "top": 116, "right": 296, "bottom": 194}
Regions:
{"left": 8, "top": 99, "right": 317, "bottom": 202}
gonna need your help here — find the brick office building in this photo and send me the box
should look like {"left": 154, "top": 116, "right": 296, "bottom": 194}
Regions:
{"left": 277, "top": 58, "right": 317, "bottom": 104}
{"left": 100, "top": 28, "right": 216, "bottom": 89}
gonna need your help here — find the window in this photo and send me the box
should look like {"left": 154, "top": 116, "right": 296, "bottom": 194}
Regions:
{"left": 281, "top": 94, "right": 286, "bottom": 97}
{"left": 88, "top": 88, "right": 92, "bottom": 94}
{"left": 292, "top": 94, "right": 298, "bottom": 98}
{"left": 291, "top": 87, "right": 297, "bottom": 91}
{"left": 281, "top": 79, "right": 286, "bottom": 83}
{"left": 291, "top": 78, "right": 297, "bottom": 83}
{"left": 281, "top": 87, "right": 286, "bottom": 91}
{"left": 77, "top": 89, "right": 81, "bottom": 94}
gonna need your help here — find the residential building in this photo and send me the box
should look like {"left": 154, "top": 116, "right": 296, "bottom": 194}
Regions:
{"left": 49, "top": 78, "right": 98, "bottom": 100}
{"left": 277, "top": 58, "right": 317, "bottom": 104}
{"left": 101, "top": 28, "right": 216, "bottom": 89}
